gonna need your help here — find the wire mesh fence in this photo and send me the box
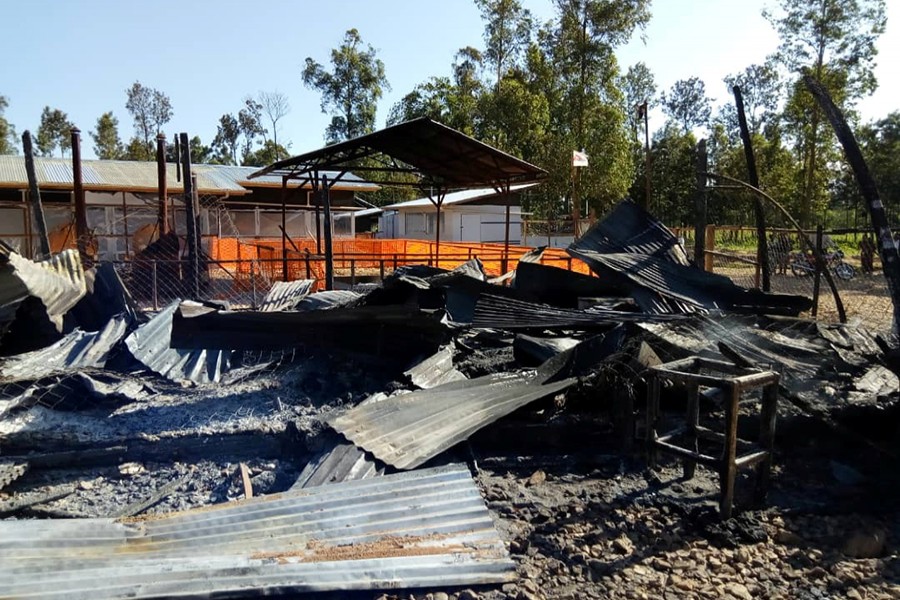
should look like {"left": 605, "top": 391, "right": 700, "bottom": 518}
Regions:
{"left": 676, "top": 223, "right": 897, "bottom": 335}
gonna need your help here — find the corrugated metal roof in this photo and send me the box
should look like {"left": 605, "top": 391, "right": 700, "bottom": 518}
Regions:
{"left": 0, "top": 315, "right": 128, "bottom": 382}
{"left": 0, "top": 156, "right": 378, "bottom": 195}
{"left": 0, "top": 247, "right": 86, "bottom": 334}
{"left": 471, "top": 294, "right": 682, "bottom": 329}
{"left": 383, "top": 182, "right": 538, "bottom": 210}
{"left": 291, "top": 442, "right": 383, "bottom": 490}
{"left": 0, "top": 464, "right": 514, "bottom": 598}
{"left": 570, "top": 200, "right": 690, "bottom": 265}
{"left": 258, "top": 279, "right": 315, "bottom": 312}
{"left": 404, "top": 345, "right": 467, "bottom": 389}
{"left": 295, "top": 289, "right": 363, "bottom": 311}
{"left": 125, "top": 301, "right": 230, "bottom": 384}
{"left": 330, "top": 371, "right": 575, "bottom": 470}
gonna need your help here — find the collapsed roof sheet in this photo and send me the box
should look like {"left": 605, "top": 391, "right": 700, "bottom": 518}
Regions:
{"left": 404, "top": 345, "right": 467, "bottom": 389}
{"left": 291, "top": 442, "right": 383, "bottom": 490}
{"left": 125, "top": 301, "right": 230, "bottom": 384}
{"left": 570, "top": 200, "right": 689, "bottom": 264}
{"left": 0, "top": 247, "right": 86, "bottom": 335}
{"left": 0, "top": 315, "right": 128, "bottom": 382}
{"left": 330, "top": 366, "right": 575, "bottom": 470}
{"left": 0, "top": 464, "right": 514, "bottom": 598}
{"left": 170, "top": 303, "right": 451, "bottom": 364}
{"left": 258, "top": 279, "right": 315, "bottom": 312}
{"left": 570, "top": 250, "right": 812, "bottom": 316}
{"left": 471, "top": 294, "right": 681, "bottom": 330}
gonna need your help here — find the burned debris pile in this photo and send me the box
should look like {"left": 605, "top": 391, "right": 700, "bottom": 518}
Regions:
{"left": 0, "top": 202, "right": 897, "bottom": 599}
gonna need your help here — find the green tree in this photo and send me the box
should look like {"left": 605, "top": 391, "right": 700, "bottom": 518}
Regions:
{"left": 619, "top": 62, "right": 657, "bottom": 138}
{"left": 238, "top": 97, "right": 266, "bottom": 163}
{"left": 302, "top": 28, "right": 389, "bottom": 143}
{"left": 90, "top": 111, "right": 124, "bottom": 159}
{"left": 544, "top": 0, "right": 650, "bottom": 212}
{"left": 721, "top": 61, "right": 781, "bottom": 136}
{"left": 662, "top": 77, "right": 711, "bottom": 133}
{"left": 243, "top": 140, "right": 291, "bottom": 167}
{"left": 475, "top": 0, "right": 534, "bottom": 90}
{"left": 857, "top": 112, "right": 900, "bottom": 225}
{"left": 212, "top": 113, "right": 241, "bottom": 165}
{"left": 765, "top": 0, "right": 886, "bottom": 225}
{"left": 387, "top": 77, "right": 456, "bottom": 125}
{"left": 36, "top": 106, "right": 74, "bottom": 157}
{"left": 0, "top": 96, "right": 16, "bottom": 155}
{"left": 125, "top": 82, "right": 173, "bottom": 160}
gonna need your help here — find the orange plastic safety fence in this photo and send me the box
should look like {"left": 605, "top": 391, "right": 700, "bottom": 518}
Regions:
{"left": 209, "top": 237, "right": 594, "bottom": 290}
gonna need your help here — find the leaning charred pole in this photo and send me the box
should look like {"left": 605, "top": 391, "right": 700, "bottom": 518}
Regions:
{"left": 179, "top": 132, "right": 200, "bottom": 299}
{"left": 156, "top": 134, "right": 169, "bottom": 235}
{"left": 21, "top": 131, "right": 51, "bottom": 259}
{"left": 71, "top": 128, "right": 89, "bottom": 263}
{"left": 733, "top": 86, "right": 770, "bottom": 291}
{"left": 803, "top": 75, "right": 900, "bottom": 333}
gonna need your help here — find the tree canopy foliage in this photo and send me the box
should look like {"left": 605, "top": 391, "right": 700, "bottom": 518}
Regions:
{"left": 124, "top": 82, "right": 173, "bottom": 161}
{"left": 0, "top": 96, "right": 16, "bottom": 155}
{"left": 302, "top": 28, "right": 389, "bottom": 144}
{"left": 36, "top": 106, "right": 74, "bottom": 157}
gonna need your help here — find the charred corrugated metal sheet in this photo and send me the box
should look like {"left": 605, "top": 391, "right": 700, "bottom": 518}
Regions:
{"left": 471, "top": 293, "right": 681, "bottom": 330}
{"left": 0, "top": 246, "right": 87, "bottom": 335}
{"left": 0, "top": 315, "right": 128, "bottom": 382}
{"left": 170, "top": 303, "right": 451, "bottom": 365}
{"left": 125, "top": 301, "right": 230, "bottom": 384}
{"left": 291, "top": 442, "right": 383, "bottom": 490}
{"left": 513, "top": 261, "right": 624, "bottom": 308}
{"left": 70, "top": 263, "right": 139, "bottom": 331}
{"left": 296, "top": 289, "right": 363, "bottom": 311}
{"left": 0, "top": 464, "right": 514, "bottom": 598}
{"left": 330, "top": 368, "right": 575, "bottom": 470}
{"left": 569, "top": 250, "right": 813, "bottom": 316}
{"left": 404, "top": 345, "right": 467, "bottom": 389}
{"left": 259, "top": 279, "right": 315, "bottom": 312}
{"left": 570, "top": 200, "right": 690, "bottom": 264}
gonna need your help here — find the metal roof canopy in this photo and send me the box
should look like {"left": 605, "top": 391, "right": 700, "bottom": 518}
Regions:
{"left": 249, "top": 118, "right": 547, "bottom": 284}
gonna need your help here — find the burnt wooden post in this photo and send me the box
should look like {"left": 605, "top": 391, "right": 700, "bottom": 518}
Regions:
{"left": 281, "top": 176, "right": 288, "bottom": 282}
{"left": 804, "top": 75, "right": 900, "bottom": 332}
{"left": 693, "top": 140, "right": 708, "bottom": 269}
{"left": 322, "top": 174, "right": 334, "bottom": 291}
{"left": 720, "top": 383, "right": 740, "bottom": 520}
{"left": 179, "top": 132, "right": 200, "bottom": 299}
{"left": 684, "top": 383, "right": 700, "bottom": 479}
{"left": 501, "top": 179, "right": 512, "bottom": 273}
{"left": 157, "top": 133, "right": 169, "bottom": 235}
{"left": 733, "top": 86, "right": 770, "bottom": 291}
{"left": 70, "top": 128, "right": 89, "bottom": 262}
{"left": 22, "top": 131, "right": 51, "bottom": 258}
{"left": 812, "top": 225, "right": 824, "bottom": 317}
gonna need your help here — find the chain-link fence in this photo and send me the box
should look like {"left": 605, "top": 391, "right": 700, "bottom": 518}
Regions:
{"left": 675, "top": 223, "right": 896, "bottom": 335}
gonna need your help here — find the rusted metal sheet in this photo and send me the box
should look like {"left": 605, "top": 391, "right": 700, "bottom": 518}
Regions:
{"left": 330, "top": 369, "right": 576, "bottom": 470}
{"left": 125, "top": 301, "right": 230, "bottom": 384}
{"left": 0, "top": 464, "right": 515, "bottom": 598}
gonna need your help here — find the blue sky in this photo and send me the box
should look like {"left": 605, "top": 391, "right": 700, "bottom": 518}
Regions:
{"left": 2, "top": 0, "right": 897, "bottom": 159}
